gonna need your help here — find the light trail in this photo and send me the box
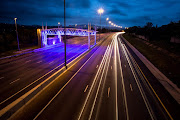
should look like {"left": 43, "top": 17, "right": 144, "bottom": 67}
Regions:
{"left": 118, "top": 37, "right": 155, "bottom": 120}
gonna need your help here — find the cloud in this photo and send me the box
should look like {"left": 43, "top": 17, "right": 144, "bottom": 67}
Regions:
{"left": 0, "top": 0, "right": 180, "bottom": 26}
{"left": 108, "top": 9, "right": 127, "bottom": 16}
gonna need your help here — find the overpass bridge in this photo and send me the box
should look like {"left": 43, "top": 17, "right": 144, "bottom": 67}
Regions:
{"left": 37, "top": 27, "right": 97, "bottom": 49}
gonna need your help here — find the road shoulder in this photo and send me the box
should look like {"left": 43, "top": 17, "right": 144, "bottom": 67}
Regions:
{"left": 121, "top": 35, "right": 180, "bottom": 104}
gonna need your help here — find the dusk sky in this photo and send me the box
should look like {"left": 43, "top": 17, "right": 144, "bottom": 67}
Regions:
{"left": 0, "top": 0, "right": 180, "bottom": 27}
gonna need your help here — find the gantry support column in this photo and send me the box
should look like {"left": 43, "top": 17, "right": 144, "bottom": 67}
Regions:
{"left": 94, "top": 26, "right": 96, "bottom": 45}
{"left": 88, "top": 23, "right": 90, "bottom": 49}
{"left": 58, "top": 31, "right": 61, "bottom": 42}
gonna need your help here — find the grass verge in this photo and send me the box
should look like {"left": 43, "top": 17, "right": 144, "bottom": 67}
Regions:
{"left": 123, "top": 33, "right": 180, "bottom": 88}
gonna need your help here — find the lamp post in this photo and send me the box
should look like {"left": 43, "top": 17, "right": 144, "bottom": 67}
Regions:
{"left": 14, "top": 18, "right": 20, "bottom": 51}
{"left": 106, "top": 17, "right": 109, "bottom": 32}
{"left": 97, "top": 8, "right": 104, "bottom": 41}
{"left": 64, "top": 0, "right": 67, "bottom": 69}
{"left": 58, "top": 22, "right": 60, "bottom": 28}
{"left": 109, "top": 21, "right": 111, "bottom": 31}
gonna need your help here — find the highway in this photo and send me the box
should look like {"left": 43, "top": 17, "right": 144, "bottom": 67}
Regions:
{"left": 9, "top": 32, "right": 179, "bottom": 120}
{"left": 0, "top": 34, "right": 105, "bottom": 112}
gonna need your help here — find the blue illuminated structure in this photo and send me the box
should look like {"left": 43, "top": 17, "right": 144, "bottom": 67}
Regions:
{"left": 38, "top": 27, "right": 97, "bottom": 49}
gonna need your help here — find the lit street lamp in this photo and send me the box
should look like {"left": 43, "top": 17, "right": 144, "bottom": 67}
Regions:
{"left": 64, "top": 0, "right": 67, "bottom": 69}
{"left": 58, "top": 22, "right": 60, "bottom": 28}
{"left": 106, "top": 17, "right": 109, "bottom": 32}
{"left": 97, "top": 8, "right": 104, "bottom": 41}
{"left": 14, "top": 18, "right": 20, "bottom": 51}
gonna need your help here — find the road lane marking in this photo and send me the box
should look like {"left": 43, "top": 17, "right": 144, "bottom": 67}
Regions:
{"left": 111, "top": 66, "right": 112, "bottom": 70}
{"left": 78, "top": 41, "right": 113, "bottom": 120}
{"left": 0, "top": 77, "right": 4, "bottom": 80}
{"left": 108, "top": 87, "right": 110, "bottom": 97}
{"left": 88, "top": 42, "right": 113, "bottom": 120}
{"left": 116, "top": 36, "right": 129, "bottom": 120}
{"left": 121, "top": 41, "right": 155, "bottom": 120}
{"left": 123, "top": 44, "right": 173, "bottom": 120}
{"left": 96, "top": 65, "right": 98, "bottom": 68}
{"left": 0, "top": 50, "right": 88, "bottom": 106}
{"left": 79, "top": 45, "right": 110, "bottom": 120}
{"left": 130, "top": 84, "right": 133, "bottom": 91}
{"left": 34, "top": 45, "right": 99, "bottom": 120}
{"left": 49, "top": 61, "right": 54, "bottom": 64}
{"left": 25, "top": 60, "right": 31, "bottom": 63}
{"left": 84, "top": 85, "right": 89, "bottom": 93}
{"left": 37, "top": 61, "right": 42, "bottom": 63}
{"left": 10, "top": 78, "right": 20, "bottom": 84}
{"left": 135, "top": 59, "right": 174, "bottom": 120}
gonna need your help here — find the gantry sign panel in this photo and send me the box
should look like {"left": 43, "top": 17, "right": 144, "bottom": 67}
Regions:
{"left": 37, "top": 28, "right": 97, "bottom": 49}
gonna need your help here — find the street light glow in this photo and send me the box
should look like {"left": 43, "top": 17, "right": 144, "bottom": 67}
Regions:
{"left": 106, "top": 17, "right": 109, "bottom": 21}
{"left": 109, "top": 21, "right": 111, "bottom": 24}
{"left": 97, "top": 8, "right": 104, "bottom": 15}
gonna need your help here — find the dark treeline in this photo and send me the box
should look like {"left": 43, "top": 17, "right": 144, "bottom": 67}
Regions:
{"left": 0, "top": 23, "right": 41, "bottom": 53}
{"left": 0, "top": 23, "right": 121, "bottom": 53}
{"left": 125, "top": 21, "right": 180, "bottom": 42}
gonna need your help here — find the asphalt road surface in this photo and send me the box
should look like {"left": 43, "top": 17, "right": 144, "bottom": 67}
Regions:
{"left": 0, "top": 35, "right": 98, "bottom": 110}
{"left": 9, "top": 32, "right": 179, "bottom": 120}
{"left": 8, "top": 33, "right": 179, "bottom": 120}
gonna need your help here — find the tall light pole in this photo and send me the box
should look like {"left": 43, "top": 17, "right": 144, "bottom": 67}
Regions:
{"left": 109, "top": 21, "right": 111, "bottom": 32}
{"left": 106, "top": 17, "right": 109, "bottom": 32}
{"left": 97, "top": 8, "right": 104, "bottom": 41}
{"left": 58, "top": 22, "right": 60, "bottom": 28}
{"left": 64, "top": 0, "right": 67, "bottom": 69}
{"left": 14, "top": 18, "right": 20, "bottom": 51}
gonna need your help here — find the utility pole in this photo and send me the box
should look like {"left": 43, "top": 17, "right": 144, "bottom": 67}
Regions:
{"left": 99, "top": 14, "right": 101, "bottom": 41}
{"left": 14, "top": 18, "right": 20, "bottom": 51}
{"left": 64, "top": 0, "right": 67, "bottom": 69}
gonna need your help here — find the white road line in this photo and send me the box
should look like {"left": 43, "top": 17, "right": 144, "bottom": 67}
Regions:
{"left": 108, "top": 87, "right": 110, "bottom": 97}
{"left": 0, "top": 51, "right": 87, "bottom": 106}
{"left": 49, "top": 61, "right": 54, "bottom": 64}
{"left": 84, "top": 85, "right": 89, "bottom": 93}
{"left": 130, "top": 84, "right": 133, "bottom": 91}
{"left": 111, "top": 66, "right": 112, "bottom": 70}
{"left": 0, "top": 77, "right": 4, "bottom": 80}
{"left": 34, "top": 46, "right": 99, "bottom": 120}
{"left": 116, "top": 35, "right": 129, "bottom": 120}
{"left": 120, "top": 39, "right": 155, "bottom": 120}
{"left": 25, "top": 60, "right": 31, "bottom": 63}
{"left": 78, "top": 44, "right": 112, "bottom": 120}
{"left": 114, "top": 35, "right": 119, "bottom": 120}
{"left": 96, "top": 65, "right": 98, "bottom": 68}
{"left": 88, "top": 41, "right": 113, "bottom": 120}
{"left": 10, "top": 78, "right": 20, "bottom": 84}
{"left": 37, "top": 61, "right": 42, "bottom": 64}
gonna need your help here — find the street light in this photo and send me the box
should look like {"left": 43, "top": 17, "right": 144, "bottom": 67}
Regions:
{"left": 97, "top": 8, "right": 104, "bottom": 41}
{"left": 64, "top": 0, "right": 67, "bottom": 69}
{"left": 109, "top": 21, "right": 111, "bottom": 24}
{"left": 58, "top": 22, "right": 60, "bottom": 28}
{"left": 106, "top": 17, "right": 109, "bottom": 32}
{"left": 14, "top": 18, "right": 20, "bottom": 51}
